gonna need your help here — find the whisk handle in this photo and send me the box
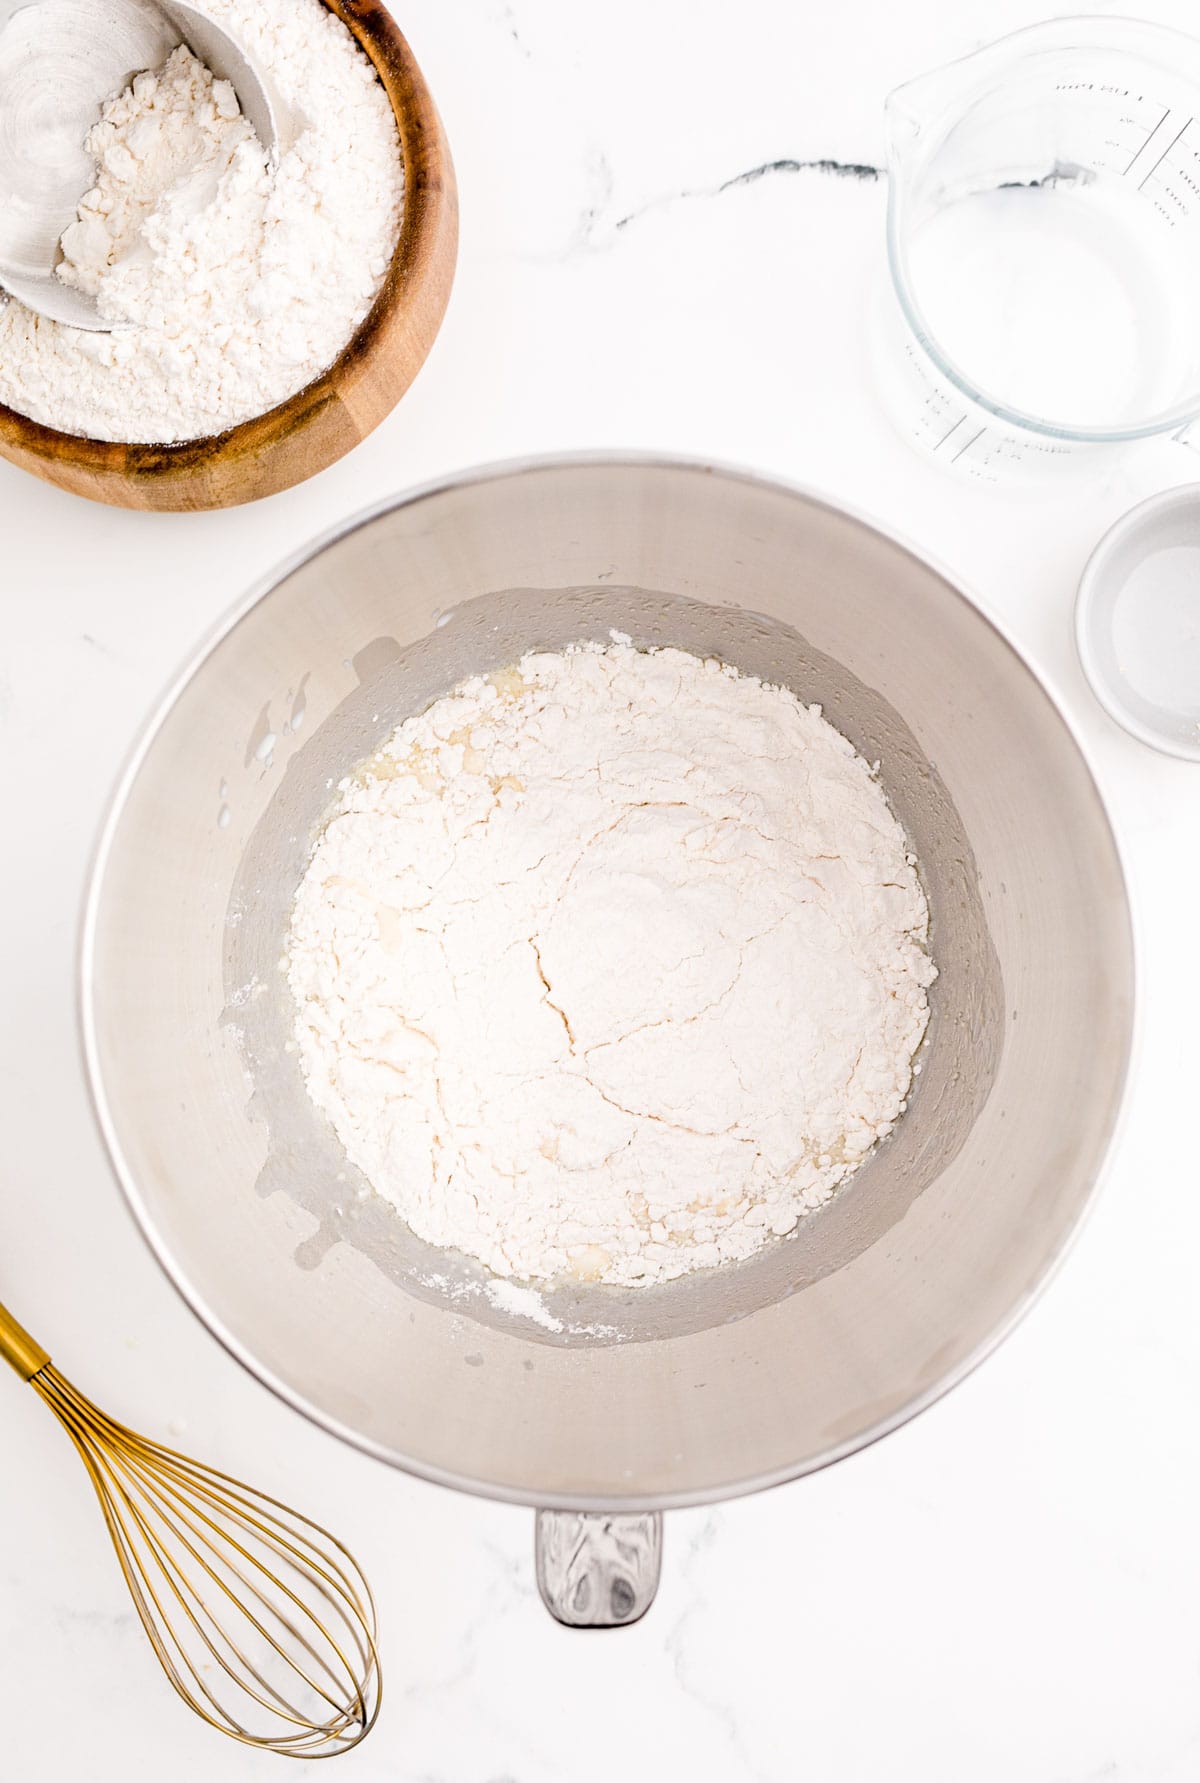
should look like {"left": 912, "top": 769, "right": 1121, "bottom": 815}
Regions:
{"left": 0, "top": 1301, "right": 50, "bottom": 1381}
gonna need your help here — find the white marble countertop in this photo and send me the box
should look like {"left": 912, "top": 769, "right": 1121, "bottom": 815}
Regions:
{"left": 4, "top": 0, "right": 1200, "bottom": 1777}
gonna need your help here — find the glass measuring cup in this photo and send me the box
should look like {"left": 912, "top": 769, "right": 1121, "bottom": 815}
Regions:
{"left": 879, "top": 17, "right": 1200, "bottom": 483}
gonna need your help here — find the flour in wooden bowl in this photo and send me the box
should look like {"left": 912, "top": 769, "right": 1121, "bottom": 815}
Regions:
{"left": 0, "top": 0, "right": 403, "bottom": 443}
{"left": 286, "top": 639, "right": 936, "bottom": 1288}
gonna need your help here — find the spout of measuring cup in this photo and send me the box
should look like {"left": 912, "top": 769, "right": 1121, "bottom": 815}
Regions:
{"left": 883, "top": 61, "right": 966, "bottom": 161}
{"left": 882, "top": 84, "right": 925, "bottom": 153}
{"left": 883, "top": 31, "right": 1020, "bottom": 168}
{"left": 886, "top": 20, "right": 1107, "bottom": 163}
{"left": 882, "top": 83, "right": 935, "bottom": 194}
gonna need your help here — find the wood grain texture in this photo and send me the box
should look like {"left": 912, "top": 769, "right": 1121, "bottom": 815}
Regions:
{"left": 0, "top": 0, "right": 458, "bottom": 510}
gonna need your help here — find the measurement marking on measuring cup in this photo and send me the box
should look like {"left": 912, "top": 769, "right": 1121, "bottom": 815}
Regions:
{"left": 1122, "top": 106, "right": 1172, "bottom": 176}
{"left": 933, "top": 415, "right": 967, "bottom": 450}
{"left": 1137, "top": 117, "right": 1192, "bottom": 189}
{"left": 950, "top": 426, "right": 987, "bottom": 463}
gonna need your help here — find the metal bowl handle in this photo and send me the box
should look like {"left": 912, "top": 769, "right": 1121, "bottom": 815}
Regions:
{"left": 534, "top": 1510, "right": 663, "bottom": 1627}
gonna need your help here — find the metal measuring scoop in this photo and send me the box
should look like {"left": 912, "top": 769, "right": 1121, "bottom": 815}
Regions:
{"left": 0, "top": 0, "right": 291, "bottom": 331}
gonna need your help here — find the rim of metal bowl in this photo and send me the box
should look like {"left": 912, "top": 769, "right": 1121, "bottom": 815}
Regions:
{"left": 78, "top": 451, "right": 1140, "bottom": 1511}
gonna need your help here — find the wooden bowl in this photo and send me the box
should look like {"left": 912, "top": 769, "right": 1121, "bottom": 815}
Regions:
{"left": 0, "top": 1, "right": 457, "bottom": 510}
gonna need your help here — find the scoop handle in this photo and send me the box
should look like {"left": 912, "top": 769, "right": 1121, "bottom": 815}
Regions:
{"left": 0, "top": 1300, "right": 50, "bottom": 1381}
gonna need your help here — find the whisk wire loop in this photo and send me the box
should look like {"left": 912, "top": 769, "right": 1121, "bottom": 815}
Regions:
{"left": 26, "top": 1361, "right": 381, "bottom": 1757}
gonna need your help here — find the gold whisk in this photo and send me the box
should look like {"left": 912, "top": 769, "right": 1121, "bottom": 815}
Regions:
{"left": 0, "top": 1297, "right": 381, "bottom": 1758}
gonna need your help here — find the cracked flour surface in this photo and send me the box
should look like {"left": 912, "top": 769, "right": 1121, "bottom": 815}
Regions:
{"left": 286, "top": 640, "right": 936, "bottom": 1288}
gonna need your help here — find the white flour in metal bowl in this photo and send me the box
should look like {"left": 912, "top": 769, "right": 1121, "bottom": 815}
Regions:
{"left": 0, "top": 0, "right": 403, "bottom": 443}
{"left": 286, "top": 639, "right": 936, "bottom": 1288}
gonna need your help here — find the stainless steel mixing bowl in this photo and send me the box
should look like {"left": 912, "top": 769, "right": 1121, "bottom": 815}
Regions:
{"left": 81, "top": 458, "right": 1134, "bottom": 1620}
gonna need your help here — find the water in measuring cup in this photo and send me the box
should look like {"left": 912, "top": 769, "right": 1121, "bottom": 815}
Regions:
{"left": 907, "top": 171, "right": 1188, "bottom": 429}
